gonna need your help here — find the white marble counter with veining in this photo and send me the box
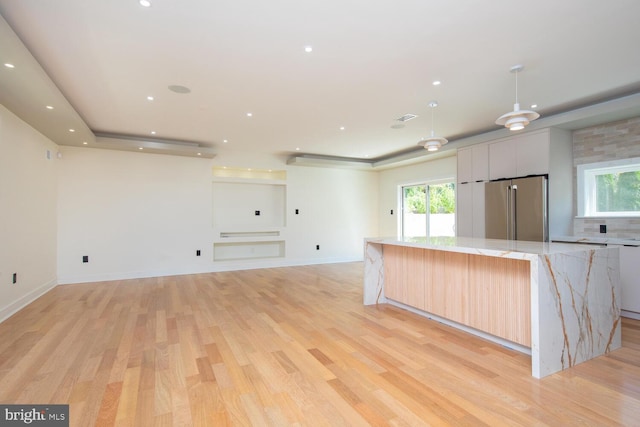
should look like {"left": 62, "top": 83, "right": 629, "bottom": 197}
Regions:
{"left": 364, "top": 236, "right": 622, "bottom": 378}
{"left": 552, "top": 235, "right": 640, "bottom": 246}
{"left": 365, "top": 236, "right": 611, "bottom": 258}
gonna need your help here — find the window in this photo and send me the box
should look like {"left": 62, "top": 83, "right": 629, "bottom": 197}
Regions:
{"left": 401, "top": 181, "right": 456, "bottom": 237}
{"left": 577, "top": 157, "right": 640, "bottom": 217}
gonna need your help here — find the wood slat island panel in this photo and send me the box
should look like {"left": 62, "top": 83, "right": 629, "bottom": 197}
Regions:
{"left": 365, "top": 236, "right": 620, "bottom": 378}
{"left": 383, "top": 245, "right": 530, "bottom": 346}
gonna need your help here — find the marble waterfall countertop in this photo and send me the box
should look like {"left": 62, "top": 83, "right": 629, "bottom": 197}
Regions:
{"left": 364, "top": 236, "right": 622, "bottom": 378}
{"left": 551, "top": 235, "right": 640, "bottom": 246}
{"left": 365, "top": 236, "right": 612, "bottom": 258}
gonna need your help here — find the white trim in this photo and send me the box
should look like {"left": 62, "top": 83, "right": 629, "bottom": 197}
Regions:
{"left": 56, "top": 257, "right": 362, "bottom": 285}
{"left": 622, "top": 310, "right": 640, "bottom": 320}
{"left": 578, "top": 157, "right": 640, "bottom": 217}
{"left": 0, "top": 279, "right": 57, "bottom": 323}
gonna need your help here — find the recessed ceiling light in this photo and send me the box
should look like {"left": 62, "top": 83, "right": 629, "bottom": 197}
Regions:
{"left": 46, "top": 105, "right": 54, "bottom": 110}
{"left": 69, "top": 129, "right": 75, "bottom": 132}
{"left": 151, "top": 131, "right": 156, "bottom": 135}
{"left": 4, "top": 63, "right": 15, "bottom": 68}
{"left": 296, "top": 147, "right": 300, "bottom": 151}
{"left": 531, "top": 104, "right": 538, "bottom": 109}
{"left": 396, "top": 114, "right": 417, "bottom": 122}
{"left": 246, "top": 112, "right": 253, "bottom": 117}
{"left": 147, "top": 96, "right": 154, "bottom": 101}
{"left": 138, "top": 147, "right": 143, "bottom": 150}
{"left": 432, "top": 80, "right": 441, "bottom": 86}
{"left": 82, "top": 141, "right": 88, "bottom": 145}
{"left": 304, "top": 46, "right": 313, "bottom": 53}
{"left": 139, "top": 0, "right": 151, "bottom": 7}
{"left": 339, "top": 126, "right": 345, "bottom": 130}
{"left": 197, "top": 152, "right": 201, "bottom": 156}
{"left": 168, "top": 84, "right": 190, "bottom": 94}
{"left": 223, "top": 139, "right": 228, "bottom": 143}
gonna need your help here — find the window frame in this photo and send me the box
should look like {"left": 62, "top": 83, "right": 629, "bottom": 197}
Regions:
{"left": 577, "top": 156, "right": 640, "bottom": 217}
{"left": 398, "top": 178, "right": 456, "bottom": 238}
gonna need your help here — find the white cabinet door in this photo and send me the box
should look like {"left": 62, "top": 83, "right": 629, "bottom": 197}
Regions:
{"left": 457, "top": 147, "right": 473, "bottom": 183}
{"left": 471, "top": 182, "right": 485, "bottom": 238}
{"left": 489, "top": 139, "right": 517, "bottom": 180}
{"left": 471, "top": 144, "right": 489, "bottom": 182}
{"left": 456, "top": 183, "right": 473, "bottom": 237}
{"left": 620, "top": 246, "right": 640, "bottom": 313}
{"left": 516, "top": 132, "right": 550, "bottom": 176}
{"left": 456, "top": 182, "right": 484, "bottom": 238}
{"left": 489, "top": 131, "right": 551, "bottom": 180}
{"left": 459, "top": 144, "right": 489, "bottom": 183}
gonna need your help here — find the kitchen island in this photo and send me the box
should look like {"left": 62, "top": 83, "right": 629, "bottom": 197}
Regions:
{"left": 364, "top": 236, "right": 621, "bottom": 378}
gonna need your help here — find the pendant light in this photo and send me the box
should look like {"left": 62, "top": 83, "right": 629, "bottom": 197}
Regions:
{"left": 495, "top": 65, "right": 539, "bottom": 131}
{"left": 418, "top": 101, "right": 448, "bottom": 152}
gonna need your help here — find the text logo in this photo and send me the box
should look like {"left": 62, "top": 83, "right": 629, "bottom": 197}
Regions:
{"left": 0, "top": 405, "right": 68, "bottom": 426}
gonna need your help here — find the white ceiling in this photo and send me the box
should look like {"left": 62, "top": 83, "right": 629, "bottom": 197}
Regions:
{"left": 1, "top": 0, "right": 640, "bottom": 164}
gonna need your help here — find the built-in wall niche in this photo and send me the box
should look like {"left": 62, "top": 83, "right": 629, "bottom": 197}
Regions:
{"left": 213, "top": 240, "right": 285, "bottom": 261}
{"left": 212, "top": 166, "right": 286, "bottom": 180}
{"left": 212, "top": 181, "right": 286, "bottom": 229}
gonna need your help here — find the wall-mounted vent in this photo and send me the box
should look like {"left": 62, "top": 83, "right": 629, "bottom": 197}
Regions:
{"left": 396, "top": 114, "right": 418, "bottom": 122}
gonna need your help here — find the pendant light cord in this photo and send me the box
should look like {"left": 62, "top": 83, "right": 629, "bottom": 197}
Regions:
{"left": 515, "top": 69, "right": 519, "bottom": 104}
{"left": 431, "top": 105, "right": 435, "bottom": 137}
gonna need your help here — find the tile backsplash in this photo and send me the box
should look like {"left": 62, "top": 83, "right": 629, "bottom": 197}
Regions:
{"left": 572, "top": 116, "right": 640, "bottom": 238}
{"left": 574, "top": 217, "right": 640, "bottom": 238}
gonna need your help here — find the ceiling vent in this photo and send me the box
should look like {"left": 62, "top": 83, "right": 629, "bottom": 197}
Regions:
{"left": 396, "top": 113, "right": 418, "bottom": 122}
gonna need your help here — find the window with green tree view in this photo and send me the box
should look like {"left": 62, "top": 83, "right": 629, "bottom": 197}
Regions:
{"left": 402, "top": 182, "right": 456, "bottom": 237}
{"left": 578, "top": 157, "right": 640, "bottom": 217}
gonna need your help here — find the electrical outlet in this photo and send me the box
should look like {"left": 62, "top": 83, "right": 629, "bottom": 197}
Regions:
{"left": 316, "top": 245, "right": 320, "bottom": 250}
{"left": 600, "top": 224, "right": 607, "bottom": 234}
{"left": 255, "top": 210, "right": 260, "bottom": 216}
{"left": 83, "top": 255, "right": 89, "bottom": 263}
{"left": 295, "top": 209, "right": 299, "bottom": 215}
{"left": 390, "top": 209, "right": 394, "bottom": 215}
{"left": 196, "top": 250, "right": 201, "bottom": 256}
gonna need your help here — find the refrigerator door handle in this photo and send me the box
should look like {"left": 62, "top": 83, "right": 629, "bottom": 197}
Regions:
{"left": 512, "top": 185, "right": 517, "bottom": 240}
{"left": 506, "top": 185, "right": 513, "bottom": 239}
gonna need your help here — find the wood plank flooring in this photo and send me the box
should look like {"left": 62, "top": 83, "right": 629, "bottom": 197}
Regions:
{"left": 0, "top": 262, "right": 639, "bottom": 426}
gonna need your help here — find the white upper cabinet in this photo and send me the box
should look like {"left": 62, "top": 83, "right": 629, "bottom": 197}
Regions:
{"left": 456, "top": 145, "right": 488, "bottom": 238}
{"left": 457, "top": 147, "right": 473, "bottom": 183}
{"left": 457, "top": 144, "right": 489, "bottom": 183}
{"left": 489, "top": 130, "right": 551, "bottom": 180}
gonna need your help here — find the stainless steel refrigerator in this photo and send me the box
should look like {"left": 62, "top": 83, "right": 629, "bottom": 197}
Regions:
{"left": 485, "top": 176, "right": 548, "bottom": 242}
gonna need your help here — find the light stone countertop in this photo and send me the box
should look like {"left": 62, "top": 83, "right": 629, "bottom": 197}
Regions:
{"left": 365, "top": 236, "right": 613, "bottom": 259}
{"left": 551, "top": 235, "right": 640, "bottom": 246}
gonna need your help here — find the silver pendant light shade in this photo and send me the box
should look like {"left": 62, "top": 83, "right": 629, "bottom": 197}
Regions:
{"left": 418, "top": 101, "right": 448, "bottom": 151}
{"left": 495, "top": 65, "right": 539, "bottom": 131}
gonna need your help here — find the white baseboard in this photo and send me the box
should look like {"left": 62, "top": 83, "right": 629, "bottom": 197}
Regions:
{"left": 622, "top": 310, "right": 640, "bottom": 320}
{"left": 0, "top": 279, "right": 57, "bottom": 323}
{"left": 56, "top": 256, "right": 363, "bottom": 285}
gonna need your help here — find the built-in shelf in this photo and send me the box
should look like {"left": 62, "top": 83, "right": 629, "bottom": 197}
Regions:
{"left": 212, "top": 166, "right": 286, "bottom": 181}
{"left": 213, "top": 240, "right": 285, "bottom": 261}
{"left": 220, "top": 231, "right": 280, "bottom": 238}
{"left": 212, "top": 166, "right": 287, "bottom": 262}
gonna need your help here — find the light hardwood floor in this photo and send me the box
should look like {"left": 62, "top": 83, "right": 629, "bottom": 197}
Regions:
{"left": 0, "top": 262, "right": 639, "bottom": 426}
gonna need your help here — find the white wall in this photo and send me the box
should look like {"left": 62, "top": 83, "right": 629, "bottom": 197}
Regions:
{"left": 377, "top": 155, "right": 457, "bottom": 236}
{"left": 57, "top": 147, "right": 216, "bottom": 283}
{"left": 57, "top": 147, "right": 379, "bottom": 283}
{"left": 285, "top": 166, "right": 379, "bottom": 263}
{"left": 0, "top": 105, "right": 58, "bottom": 321}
